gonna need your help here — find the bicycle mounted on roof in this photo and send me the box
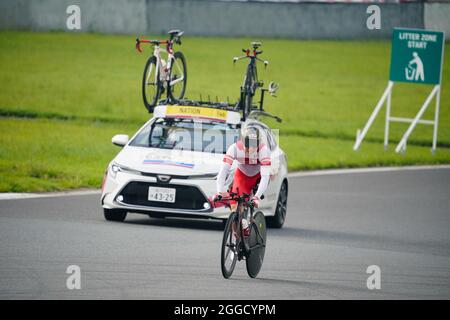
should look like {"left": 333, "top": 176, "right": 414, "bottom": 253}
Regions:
{"left": 136, "top": 30, "right": 187, "bottom": 112}
{"left": 233, "top": 42, "right": 280, "bottom": 121}
{"left": 180, "top": 41, "right": 280, "bottom": 122}
{"left": 135, "top": 36, "right": 280, "bottom": 122}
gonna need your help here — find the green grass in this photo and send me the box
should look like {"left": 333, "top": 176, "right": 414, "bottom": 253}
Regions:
{"left": 0, "top": 31, "right": 449, "bottom": 192}
{"left": 0, "top": 118, "right": 138, "bottom": 192}
{"left": 281, "top": 135, "right": 450, "bottom": 171}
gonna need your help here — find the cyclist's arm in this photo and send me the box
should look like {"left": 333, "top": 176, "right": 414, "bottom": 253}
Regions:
{"left": 254, "top": 147, "right": 271, "bottom": 199}
{"left": 216, "top": 144, "right": 236, "bottom": 193}
{"left": 255, "top": 174, "right": 270, "bottom": 199}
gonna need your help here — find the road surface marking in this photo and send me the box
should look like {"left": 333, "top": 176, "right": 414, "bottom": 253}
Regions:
{"left": 0, "top": 189, "right": 100, "bottom": 200}
{"left": 1, "top": 165, "right": 449, "bottom": 200}
{"left": 287, "top": 164, "right": 450, "bottom": 178}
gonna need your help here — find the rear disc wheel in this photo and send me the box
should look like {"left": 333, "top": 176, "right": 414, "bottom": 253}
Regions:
{"left": 246, "top": 211, "right": 266, "bottom": 278}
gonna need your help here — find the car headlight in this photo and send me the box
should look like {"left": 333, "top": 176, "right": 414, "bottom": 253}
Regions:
{"left": 109, "top": 163, "right": 123, "bottom": 179}
{"left": 109, "top": 162, "right": 141, "bottom": 179}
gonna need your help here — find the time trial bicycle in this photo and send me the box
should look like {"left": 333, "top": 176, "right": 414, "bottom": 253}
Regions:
{"left": 214, "top": 192, "right": 267, "bottom": 279}
{"left": 233, "top": 42, "right": 269, "bottom": 119}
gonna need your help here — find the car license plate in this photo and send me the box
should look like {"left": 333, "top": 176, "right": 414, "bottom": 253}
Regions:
{"left": 148, "top": 186, "right": 176, "bottom": 203}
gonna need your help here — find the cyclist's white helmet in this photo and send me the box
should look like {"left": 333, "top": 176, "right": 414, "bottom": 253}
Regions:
{"left": 239, "top": 120, "right": 267, "bottom": 149}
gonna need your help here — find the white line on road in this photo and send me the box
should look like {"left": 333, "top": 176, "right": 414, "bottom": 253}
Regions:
{"left": 1, "top": 165, "right": 449, "bottom": 200}
{"left": 287, "top": 164, "right": 450, "bottom": 178}
{"left": 0, "top": 189, "right": 100, "bottom": 200}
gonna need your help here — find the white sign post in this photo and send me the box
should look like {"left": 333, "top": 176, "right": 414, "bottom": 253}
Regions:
{"left": 353, "top": 28, "right": 445, "bottom": 154}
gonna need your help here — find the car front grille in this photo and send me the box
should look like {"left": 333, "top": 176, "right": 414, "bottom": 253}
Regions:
{"left": 117, "top": 181, "right": 210, "bottom": 211}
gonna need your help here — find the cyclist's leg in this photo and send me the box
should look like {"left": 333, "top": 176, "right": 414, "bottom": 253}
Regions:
{"left": 230, "top": 169, "right": 261, "bottom": 236}
{"left": 251, "top": 176, "right": 262, "bottom": 196}
{"left": 229, "top": 169, "right": 248, "bottom": 238}
{"left": 230, "top": 169, "right": 260, "bottom": 197}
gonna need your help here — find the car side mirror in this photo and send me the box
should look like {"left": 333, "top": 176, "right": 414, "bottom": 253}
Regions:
{"left": 112, "top": 134, "right": 129, "bottom": 147}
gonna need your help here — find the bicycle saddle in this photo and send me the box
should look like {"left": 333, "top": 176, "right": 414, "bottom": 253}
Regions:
{"left": 168, "top": 29, "right": 184, "bottom": 37}
{"left": 251, "top": 42, "right": 262, "bottom": 49}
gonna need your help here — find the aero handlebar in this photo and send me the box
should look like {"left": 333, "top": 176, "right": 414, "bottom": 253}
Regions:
{"left": 241, "top": 48, "right": 263, "bottom": 57}
{"left": 234, "top": 46, "right": 268, "bottom": 65}
{"left": 213, "top": 192, "right": 264, "bottom": 207}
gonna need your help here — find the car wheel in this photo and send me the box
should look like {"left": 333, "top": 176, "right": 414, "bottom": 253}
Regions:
{"left": 103, "top": 208, "right": 127, "bottom": 222}
{"left": 267, "top": 181, "right": 287, "bottom": 228}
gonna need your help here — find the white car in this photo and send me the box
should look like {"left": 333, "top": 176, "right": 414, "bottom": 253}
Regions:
{"left": 101, "top": 104, "right": 288, "bottom": 228}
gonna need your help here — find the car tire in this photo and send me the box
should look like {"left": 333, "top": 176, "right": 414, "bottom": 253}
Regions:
{"left": 267, "top": 181, "right": 288, "bottom": 229}
{"left": 103, "top": 208, "right": 127, "bottom": 222}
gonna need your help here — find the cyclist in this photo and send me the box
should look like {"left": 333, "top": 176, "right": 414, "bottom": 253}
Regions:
{"left": 213, "top": 120, "right": 271, "bottom": 236}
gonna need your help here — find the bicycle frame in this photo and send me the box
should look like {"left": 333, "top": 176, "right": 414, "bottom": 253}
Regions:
{"left": 234, "top": 45, "right": 268, "bottom": 120}
{"left": 238, "top": 203, "right": 266, "bottom": 254}
{"left": 151, "top": 44, "right": 184, "bottom": 87}
{"left": 137, "top": 37, "right": 185, "bottom": 99}
{"left": 243, "top": 58, "right": 258, "bottom": 92}
{"left": 217, "top": 193, "right": 265, "bottom": 257}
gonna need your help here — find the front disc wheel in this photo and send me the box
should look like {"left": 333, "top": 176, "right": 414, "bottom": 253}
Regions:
{"left": 221, "top": 212, "right": 238, "bottom": 279}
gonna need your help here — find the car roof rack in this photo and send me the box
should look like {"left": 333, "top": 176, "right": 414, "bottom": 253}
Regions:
{"left": 157, "top": 97, "right": 238, "bottom": 112}
{"left": 153, "top": 79, "right": 281, "bottom": 123}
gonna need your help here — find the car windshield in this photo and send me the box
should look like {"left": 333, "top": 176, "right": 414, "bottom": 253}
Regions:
{"left": 129, "top": 118, "right": 239, "bottom": 154}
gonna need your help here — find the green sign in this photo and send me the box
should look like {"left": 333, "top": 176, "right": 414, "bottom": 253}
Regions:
{"left": 390, "top": 28, "right": 444, "bottom": 85}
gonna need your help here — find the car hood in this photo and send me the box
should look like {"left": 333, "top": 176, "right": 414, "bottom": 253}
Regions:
{"left": 114, "top": 146, "right": 223, "bottom": 176}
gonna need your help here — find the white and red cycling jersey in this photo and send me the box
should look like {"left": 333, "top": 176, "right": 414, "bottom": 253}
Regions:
{"left": 216, "top": 140, "right": 271, "bottom": 200}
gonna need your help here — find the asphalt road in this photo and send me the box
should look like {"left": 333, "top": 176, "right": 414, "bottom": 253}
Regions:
{"left": 1, "top": 168, "right": 450, "bottom": 299}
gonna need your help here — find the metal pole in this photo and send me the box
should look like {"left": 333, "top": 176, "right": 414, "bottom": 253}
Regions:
{"left": 432, "top": 85, "right": 441, "bottom": 154}
{"left": 353, "top": 81, "right": 393, "bottom": 151}
{"left": 395, "top": 85, "right": 439, "bottom": 153}
{"left": 384, "top": 85, "right": 392, "bottom": 150}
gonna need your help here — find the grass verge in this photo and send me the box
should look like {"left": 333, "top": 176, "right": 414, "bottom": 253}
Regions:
{"left": 0, "top": 31, "right": 449, "bottom": 192}
{"left": 0, "top": 118, "right": 138, "bottom": 192}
